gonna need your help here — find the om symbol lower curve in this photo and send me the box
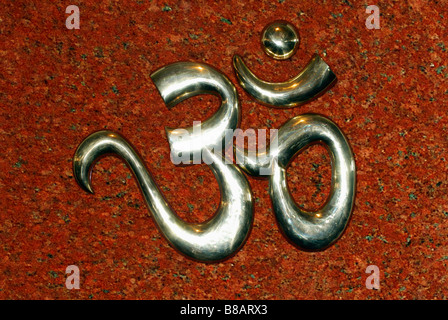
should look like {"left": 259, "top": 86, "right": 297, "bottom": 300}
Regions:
{"left": 73, "top": 21, "right": 356, "bottom": 262}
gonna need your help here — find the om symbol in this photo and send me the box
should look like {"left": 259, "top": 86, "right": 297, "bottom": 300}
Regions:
{"left": 73, "top": 21, "right": 356, "bottom": 262}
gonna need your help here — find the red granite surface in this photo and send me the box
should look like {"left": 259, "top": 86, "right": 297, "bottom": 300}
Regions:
{"left": 1, "top": 0, "right": 447, "bottom": 300}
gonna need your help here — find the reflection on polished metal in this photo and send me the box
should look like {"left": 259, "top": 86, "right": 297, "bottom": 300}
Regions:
{"left": 73, "top": 131, "right": 253, "bottom": 262}
{"left": 150, "top": 62, "right": 240, "bottom": 163}
{"left": 261, "top": 20, "right": 299, "bottom": 60}
{"left": 235, "top": 114, "right": 356, "bottom": 250}
{"left": 233, "top": 54, "right": 337, "bottom": 108}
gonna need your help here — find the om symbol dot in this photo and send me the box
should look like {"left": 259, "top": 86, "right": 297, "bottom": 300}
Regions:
{"left": 261, "top": 20, "right": 300, "bottom": 60}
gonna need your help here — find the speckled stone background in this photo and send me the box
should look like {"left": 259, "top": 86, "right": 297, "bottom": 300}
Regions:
{"left": 1, "top": 0, "right": 447, "bottom": 300}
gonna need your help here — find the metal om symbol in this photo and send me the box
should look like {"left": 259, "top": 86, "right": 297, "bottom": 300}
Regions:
{"left": 73, "top": 21, "right": 356, "bottom": 262}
